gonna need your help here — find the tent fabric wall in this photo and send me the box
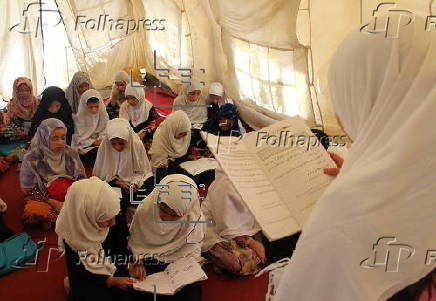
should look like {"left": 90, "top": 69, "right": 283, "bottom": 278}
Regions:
{"left": 2, "top": 0, "right": 434, "bottom": 133}
{"left": 0, "top": 1, "right": 45, "bottom": 100}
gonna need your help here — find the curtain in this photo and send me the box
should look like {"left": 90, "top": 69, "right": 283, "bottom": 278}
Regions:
{"left": 0, "top": 1, "right": 45, "bottom": 100}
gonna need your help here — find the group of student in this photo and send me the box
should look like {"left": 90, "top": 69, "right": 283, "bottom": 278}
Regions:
{"left": 0, "top": 71, "right": 268, "bottom": 301}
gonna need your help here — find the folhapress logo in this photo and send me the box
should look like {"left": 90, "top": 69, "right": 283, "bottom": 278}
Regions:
{"left": 9, "top": 2, "right": 63, "bottom": 38}
{"left": 360, "top": 2, "right": 415, "bottom": 38}
{"left": 361, "top": 237, "right": 415, "bottom": 272}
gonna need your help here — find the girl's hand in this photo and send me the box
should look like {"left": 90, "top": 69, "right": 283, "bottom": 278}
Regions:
{"left": 247, "top": 239, "right": 267, "bottom": 264}
{"left": 128, "top": 262, "right": 146, "bottom": 281}
{"left": 93, "top": 139, "right": 102, "bottom": 146}
{"left": 106, "top": 277, "right": 134, "bottom": 290}
{"left": 48, "top": 198, "right": 63, "bottom": 213}
{"left": 324, "top": 152, "right": 344, "bottom": 177}
{"left": 116, "top": 180, "right": 131, "bottom": 194}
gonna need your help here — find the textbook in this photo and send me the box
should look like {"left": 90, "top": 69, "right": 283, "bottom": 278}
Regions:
{"left": 179, "top": 158, "right": 219, "bottom": 176}
{"left": 201, "top": 117, "right": 336, "bottom": 241}
{"left": 133, "top": 257, "right": 208, "bottom": 295}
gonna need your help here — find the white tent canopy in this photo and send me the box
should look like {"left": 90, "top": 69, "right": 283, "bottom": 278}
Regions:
{"left": 1, "top": 0, "right": 434, "bottom": 133}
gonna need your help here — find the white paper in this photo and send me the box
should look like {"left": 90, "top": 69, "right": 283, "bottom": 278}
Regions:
{"left": 133, "top": 257, "right": 207, "bottom": 295}
{"left": 179, "top": 158, "right": 219, "bottom": 175}
{"left": 204, "top": 117, "right": 336, "bottom": 241}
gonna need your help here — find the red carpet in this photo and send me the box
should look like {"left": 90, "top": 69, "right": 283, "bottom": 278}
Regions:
{"left": 0, "top": 165, "right": 269, "bottom": 300}
{"left": 145, "top": 87, "right": 176, "bottom": 117}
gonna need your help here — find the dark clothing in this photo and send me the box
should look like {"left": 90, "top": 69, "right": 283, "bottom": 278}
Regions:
{"left": 109, "top": 177, "right": 155, "bottom": 210}
{"left": 79, "top": 147, "right": 99, "bottom": 167}
{"left": 64, "top": 242, "right": 130, "bottom": 301}
{"left": 130, "top": 107, "right": 158, "bottom": 133}
{"left": 28, "top": 87, "right": 74, "bottom": 144}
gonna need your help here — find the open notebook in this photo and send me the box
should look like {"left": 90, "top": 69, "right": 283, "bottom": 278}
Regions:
{"left": 133, "top": 257, "right": 208, "bottom": 295}
{"left": 179, "top": 158, "right": 219, "bottom": 176}
{"left": 201, "top": 117, "right": 336, "bottom": 241}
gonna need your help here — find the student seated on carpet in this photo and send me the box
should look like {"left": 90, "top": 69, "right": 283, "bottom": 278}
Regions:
{"left": 0, "top": 77, "right": 39, "bottom": 143}
{"left": 172, "top": 79, "right": 208, "bottom": 148}
{"left": 65, "top": 71, "right": 93, "bottom": 114}
{"left": 28, "top": 86, "right": 75, "bottom": 145}
{"left": 119, "top": 83, "right": 157, "bottom": 140}
{"left": 93, "top": 118, "right": 154, "bottom": 211}
{"left": 56, "top": 177, "right": 134, "bottom": 301}
{"left": 206, "top": 82, "right": 245, "bottom": 135}
{"left": 106, "top": 71, "right": 130, "bottom": 120}
{"left": 172, "top": 79, "right": 207, "bottom": 125}
{"left": 72, "top": 89, "right": 109, "bottom": 165}
{"left": 20, "top": 118, "right": 85, "bottom": 229}
{"left": 201, "top": 166, "right": 266, "bottom": 275}
{"left": 202, "top": 103, "right": 242, "bottom": 137}
{"left": 128, "top": 174, "right": 204, "bottom": 301}
{"left": 149, "top": 111, "right": 192, "bottom": 183}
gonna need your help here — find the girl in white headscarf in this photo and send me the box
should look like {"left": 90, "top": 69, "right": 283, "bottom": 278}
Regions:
{"left": 72, "top": 89, "right": 109, "bottom": 165}
{"left": 106, "top": 71, "right": 130, "bottom": 120}
{"left": 128, "top": 174, "right": 205, "bottom": 301}
{"left": 20, "top": 118, "right": 86, "bottom": 229}
{"left": 119, "top": 83, "right": 157, "bottom": 140}
{"left": 65, "top": 71, "right": 94, "bottom": 114}
{"left": 201, "top": 166, "right": 266, "bottom": 275}
{"left": 149, "top": 110, "right": 192, "bottom": 182}
{"left": 93, "top": 118, "right": 154, "bottom": 209}
{"left": 206, "top": 82, "right": 246, "bottom": 135}
{"left": 172, "top": 79, "right": 208, "bottom": 125}
{"left": 274, "top": 17, "right": 436, "bottom": 301}
{"left": 56, "top": 177, "right": 135, "bottom": 301}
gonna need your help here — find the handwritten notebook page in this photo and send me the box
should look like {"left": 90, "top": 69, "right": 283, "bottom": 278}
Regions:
{"left": 202, "top": 117, "right": 335, "bottom": 241}
{"left": 242, "top": 117, "right": 336, "bottom": 226}
{"left": 133, "top": 257, "right": 207, "bottom": 295}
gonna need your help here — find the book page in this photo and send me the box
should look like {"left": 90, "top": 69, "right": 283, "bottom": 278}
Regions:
{"left": 242, "top": 117, "right": 336, "bottom": 226}
{"left": 179, "top": 158, "right": 219, "bottom": 175}
{"left": 166, "top": 257, "right": 208, "bottom": 293}
{"left": 203, "top": 132, "right": 300, "bottom": 241}
{"left": 133, "top": 270, "right": 173, "bottom": 295}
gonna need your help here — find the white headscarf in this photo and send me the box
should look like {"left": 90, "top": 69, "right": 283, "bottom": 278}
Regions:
{"left": 208, "top": 82, "right": 224, "bottom": 97}
{"left": 119, "top": 83, "right": 153, "bottom": 127}
{"left": 275, "top": 17, "right": 436, "bottom": 301}
{"left": 172, "top": 79, "right": 208, "bottom": 124}
{"left": 109, "top": 71, "right": 130, "bottom": 106}
{"left": 55, "top": 177, "right": 120, "bottom": 276}
{"left": 72, "top": 89, "right": 109, "bottom": 154}
{"left": 93, "top": 118, "right": 153, "bottom": 187}
{"left": 201, "top": 166, "right": 261, "bottom": 251}
{"left": 128, "top": 174, "right": 205, "bottom": 263}
{"left": 149, "top": 111, "right": 191, "bottom": 168}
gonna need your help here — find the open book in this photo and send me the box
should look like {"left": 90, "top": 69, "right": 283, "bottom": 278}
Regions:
{"left": 201, "top": 117, "right": 336, "bottom": 241}
{"left": 179, "top": 158, "right": 219, "bottom": 176}
{"left": 133, "top": 257, "right": 208, "bottom": 295}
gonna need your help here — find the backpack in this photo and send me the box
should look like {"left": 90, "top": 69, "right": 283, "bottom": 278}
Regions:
{"left": 0, "top": 232, "right": 44, "bottom": 276}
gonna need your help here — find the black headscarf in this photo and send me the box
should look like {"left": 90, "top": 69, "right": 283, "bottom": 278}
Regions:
{"left": 202, "top": 103, "right": 241, "bottom": 137}
{"left": 28, "top": 86, "right": 74, "bottom": 144}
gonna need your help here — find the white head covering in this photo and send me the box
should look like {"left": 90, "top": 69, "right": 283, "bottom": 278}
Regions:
{"left": 93, "top": 118, "right": 153, "bottom": 186}
{"left": 149, "top": 111, "right": 191, "bottom": 168}
{"left": 275, "top": 17, "right": 436, "bottom": 301}
{"left": 208, "top": 82, "right": 225, "bottom": 97}
{"left": 201, "top": 166, "right": 261, "bottom": 251}
{"left": 72, "top": 89, "right": 109, "bottom": 154}
{"left": 55, "top": 177, "right": 120, "bottom": 276}
{"left": 128, "top": 174, "right": 205, "bottom": 263}
{"left": 109, "top": 71, "right": 130, "bottom": 106}
{"left": 119, "top": 83, "right": 153, "bottom": 127}
{"left": 172, "top": 79, "right": 208, "bottom": 124}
